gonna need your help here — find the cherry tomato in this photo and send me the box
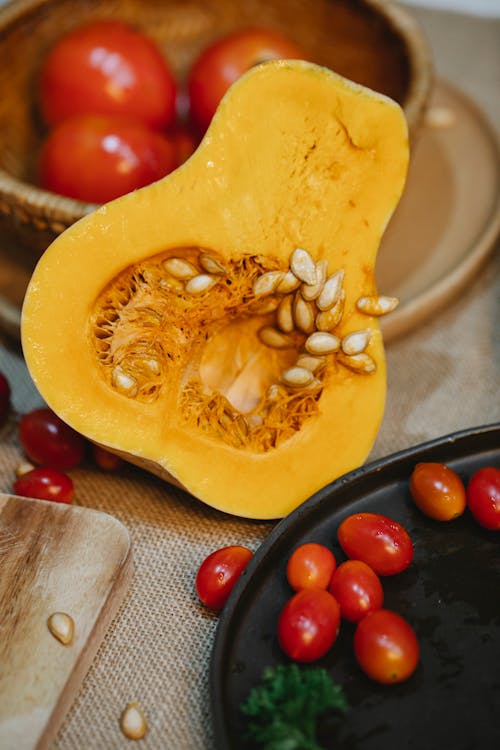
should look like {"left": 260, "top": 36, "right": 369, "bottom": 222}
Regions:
{"left": 0, "top": 371, "right": 11, "bottom": 426}
{"left": 277, "top": 588, "right": 341, "bottom": 662}
{"left": 329, "top": 560, "right": 384, "bottom": 623}
{"left": 286, "top": 542, "right": 336, "bottom": 592}
{"left": 39, "top": 19, "right": 177, "bottom": 130}
{"left": 13, "top": 467, "right": 74, "bottom": 504}
{"left": 92, "top": 445, "right": 124, "bottom": 472}
{"left": 188, "top": 27, "right": 305, "bottom": 132}
{"left": 466, "top": 467, "right": 500, "bottom": 531}
{"left": 168, "top": 124, "right": 199, "bottom": 167}
{"left": 19, "top": 407, "right": 85, "bottom": 470}
{"left": 353, "top": 609, "right": 419, "bottom": 684}
{"left": 40, "top": 115, "right": 176, "bottom": 203}
{"left": 410, "top": 462, "right": 466, "bottom": 521}
{"left": 196, "top": 545, "right": 253, "bottom": 610}
{"left": 337, "top": 513, "right": 413, "bottom": 576}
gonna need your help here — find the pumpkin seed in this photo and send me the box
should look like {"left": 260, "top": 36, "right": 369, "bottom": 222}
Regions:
{"left": 199, "top": 253, "right": 227, "bottom": 275}
{"left": 162, "top": 257, "right": 198, "bottom": 280}
{"left": 185, "top": 274, "right": 217, "bottom": 295}
{"left": 281, "top": 366, "right": 315, "bottom": 388}
{"left": 112, "top": 367, "right": 138, "bottom": 397}
{"left": 301, "top": 259, "right": 327, "bottom": 301}
{"left": 317, "top": 269, "right": 344, "bottom": 311}
{"left": 267, "top": 383, "right": 282, "bottom": 401}
{"left": 290, "top": 248, "right": 317, "bottom": 285}
{"left": 341, "top": 329, "right": 372, "bottom": 355}
{"left": 276, "top": 270, "right": 301, "bottom": 294}
{"left": 253, "top": 270, "right": 285, "bottom": 296}
{"left": 305, "top": 331, "right": 340, "bottom": 355}
{"left": 250, "top": 296, "right": 281, "bottom": 314}
{"left": 120, "top": 702, "right": 148, "bottom": 740}
{"left": 315, "top": 294, "right": 344, "bottom": 331}
{"left": 276, "top": 294, "right": 295, "bottom": 333}
{"left": 338, "top": 351, "right": 376, "bottom": 373}
{"left": 296, "top": 354, "right": 326, "bottom": 373}
{"left": 356, "top": 295, "right": 399, "bottom": 316}
{"left": 47, "top": 612, "right": 74, "bottom": 646}
{"left": 160, "top": 277, "right": 184, "bottom": 293}
{"left": 293, "top": 292, "right": 315, "bottom": 334}
{"left": 258, "top": 326, "right": 295, "bottom": 349}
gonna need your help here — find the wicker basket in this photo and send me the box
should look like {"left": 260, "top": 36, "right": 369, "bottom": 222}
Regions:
{"left": 0, "top": 0, "right": 432, "bottom": 257}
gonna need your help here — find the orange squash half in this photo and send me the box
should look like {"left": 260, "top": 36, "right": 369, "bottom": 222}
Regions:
{"left": 22, "top": 60, "right": 409, "bottom": 519}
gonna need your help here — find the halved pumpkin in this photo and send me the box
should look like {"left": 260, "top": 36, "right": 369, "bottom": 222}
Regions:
{"left": 22, "top": 60, "right": 409, "bottom": 519}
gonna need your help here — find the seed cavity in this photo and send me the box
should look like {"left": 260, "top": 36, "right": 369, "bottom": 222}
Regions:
{"left": 356, "top": 295, "right": 399, "bottom": 316}
{"left": 120, "top": 702, "right": 148, "bottom": 741}
{"left": 305, "top": 331, "right": 340, "bottom": 355}
{"left": 341, "top": 329, "right": 372, "bottom": 355}
{"left": 317, "top": 270, "right": 344, "bottom": 311}
{"left": 290, "top": 248, "right": 317, "bottom": 285}
{"left": 48, "top": 612, "right": 74, "bottom": 646}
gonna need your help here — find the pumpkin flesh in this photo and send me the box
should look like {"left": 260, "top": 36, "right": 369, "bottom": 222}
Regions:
{"left": 22, "top": 61, "right": 409, "bottom": 519}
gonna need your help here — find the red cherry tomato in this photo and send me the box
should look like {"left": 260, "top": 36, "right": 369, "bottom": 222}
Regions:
{"left": 40, "top": 115, "right": 176, "bottom": 203}
{"left": 329, "top": 560, "right": 384, "bottom": 623}
{"left": 353, "top": 609, "right": 419, "bottom": 684}
{"left": 277, "top": 588, "right": 341, "bottom": 662}
{"left": 13, "top": 467, "right": 74, "bottom": 504}
{"left": 39, "top": 19, "right": 177, "bottom": 130}
{"left": 196, "top": 545, "right": 253, "bottom": 610}
{"left": 188, "top": 27, "right": 305, "bottom": 132}
{"left": 337, "top": 513, "right": 413, "bottom": 576}
{"left": 0, "top": 371, "right": 11, "bottom": 426}
{"left": 19, "top": 407, "right": 85, "bottom": 470}
{"left": 92, "top": 445, "right": 124, "bottom": 472}
{"left": 410, "top": 462, "right": 466, "bottom": 521}
{"left": 286, "top": 542, "right": 336, "bottom": 592}
{"left": 169, "top": 124, "right": 199, "bottom": 167}
{"left": 466, "top": 467, "right": 500, "bottom": 531}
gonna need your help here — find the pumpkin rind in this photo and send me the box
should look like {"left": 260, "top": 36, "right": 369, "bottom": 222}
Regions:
{"left": 21, "top": 61, "right": 408, "bottom": 519}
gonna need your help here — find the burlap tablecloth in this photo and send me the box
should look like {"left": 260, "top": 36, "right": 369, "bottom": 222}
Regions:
{"left": 0, "top": 4, "right": 498, "bottom": 749}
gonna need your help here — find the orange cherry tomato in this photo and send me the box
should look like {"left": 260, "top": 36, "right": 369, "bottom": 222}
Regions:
{"left": 286, "top": 542, "right": 337, "bottom": 591}
{"left": 354, "top": 609, "right": 419, "bottom": 684}
{"left": 410, "top": 462, "right": 466, "bottom": 521}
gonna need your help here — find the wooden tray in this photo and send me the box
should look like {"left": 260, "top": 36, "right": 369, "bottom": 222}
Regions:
{"left": 0, "top": 79, "right": 498, "bottom": 343}
{"left": 0, "top": 494, "right": 133, "bottom": 750}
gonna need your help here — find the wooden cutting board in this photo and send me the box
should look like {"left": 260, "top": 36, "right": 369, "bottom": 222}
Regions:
{"left": 0, "top": 494, "right": 133, "bottom": 750}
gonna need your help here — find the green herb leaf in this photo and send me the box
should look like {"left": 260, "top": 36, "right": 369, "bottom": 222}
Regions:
{"left": 240, "top": 664, "right": 347, "bottom": 750}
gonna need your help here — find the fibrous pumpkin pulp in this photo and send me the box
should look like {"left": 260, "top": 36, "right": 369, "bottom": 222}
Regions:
{"left": 22, "top": 60, "right": 409, "bottom": 519}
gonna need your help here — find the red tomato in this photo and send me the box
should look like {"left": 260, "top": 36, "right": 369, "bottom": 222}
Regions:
{"left": 92, "top": 445, "right": 124, "bottom": 472}
{"left": 168, "top": 124, "right": 199, "bottom": 167}
{"left": 188, "top": 27, "right": 305, "bottom": 132}
{"left": 19, "top": 407, "right": 85, "bottom": 470}
{"left": 286, "top": 542, "right": 336, "bottom": 591}
{"left": 40, "top": 115, "right": 176, "bottom": 203}
{"left": 337, "top": 513, "right": 413, "bottom": 576}
{"left": 0, "top": 371, "right": 11, "bottom": 426}
{"left": 39, "top": 19, "right": 177, "bottom": 130}
{"left": 410, "top": 462, "right": 466, "bottom": 521}
{"left": 353, "top": 609, "right": 419, "bottom": 684}
{"left": 277, "top": 588, "right": 341, "bottom": 662}
{"left": 196, "top": 545, "right": 253, "bottom": 610}
{"left": 329, "top": 560, "right": 383, "bottom": 623}
{"left": 13, "top": 467, "right": 74, "bottom": 504}
{"left": 466, "top": 467, "right": 500, "bottom": 531}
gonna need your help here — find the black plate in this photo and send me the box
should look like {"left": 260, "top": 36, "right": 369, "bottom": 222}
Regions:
{"left": 210, "top": 424, "right": 500, "bottom": 750}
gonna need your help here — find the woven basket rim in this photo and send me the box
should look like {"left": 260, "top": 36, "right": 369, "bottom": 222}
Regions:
{"left": 0, "top": 0, "right": 433, "bottom": 224}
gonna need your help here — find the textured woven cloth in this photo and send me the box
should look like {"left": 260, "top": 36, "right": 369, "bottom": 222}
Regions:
{"left": 0, "top": 5, "right": 499, "bottom": 749}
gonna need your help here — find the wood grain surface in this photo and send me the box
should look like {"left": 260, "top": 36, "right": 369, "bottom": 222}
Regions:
{"left": 0, "top": 494, "right": 133, "bottom": 750}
